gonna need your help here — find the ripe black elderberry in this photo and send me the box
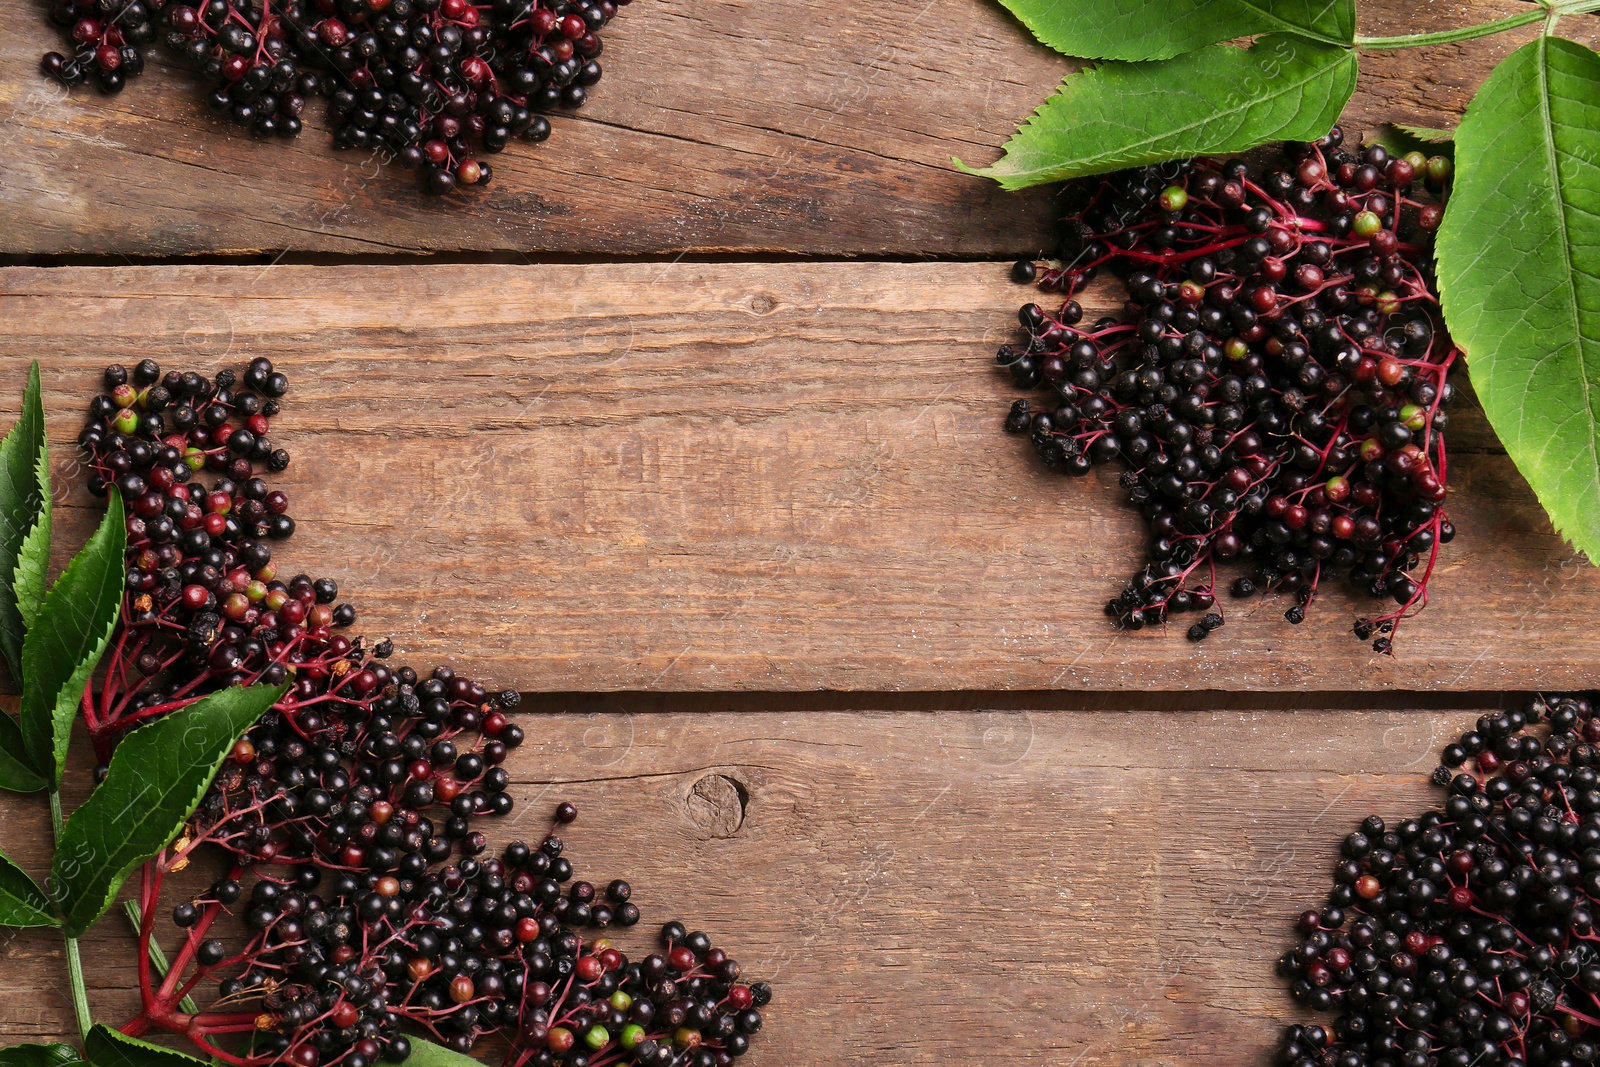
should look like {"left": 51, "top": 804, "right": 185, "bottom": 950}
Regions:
{"left": 38, "top": 0, "right": 631, "bottom": 193}
{"left": 1280, "top": 694, "right": 1600, "bottom": 1067}
{"left": 999, "top": 130, "right": 1457, "bottom": 650}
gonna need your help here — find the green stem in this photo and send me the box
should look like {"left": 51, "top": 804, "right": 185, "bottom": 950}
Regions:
{"left": 123, "top": 901, "right": 199, "bottom": 1015}
{"left": 49, "top": 790, "right": 92, "bottom": 1040}
{"left": 1357, "top": 0, "right": 1600, "bottom": 48}
{"left": 1355, "top": 9, "right": 1547, "bottom": 49}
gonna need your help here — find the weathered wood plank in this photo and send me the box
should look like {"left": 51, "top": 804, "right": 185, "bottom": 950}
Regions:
{"left": 0, "top": 261, "right": 1594, "bottom": 692}
{"left": 0, "top": 703, "right": 1492, "bottom": 1062}
{"left": 2, "top": 0, "right": 1593, "bottom": 256}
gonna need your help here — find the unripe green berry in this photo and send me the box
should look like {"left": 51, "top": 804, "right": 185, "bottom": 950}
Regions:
{"left": 1352, "top": 211, "right": 1382, "bottom": 238}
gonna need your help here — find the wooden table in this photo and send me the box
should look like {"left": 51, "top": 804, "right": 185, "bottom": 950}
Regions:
{"left": 1, "top": 0, "right": 1597, "bottom": 1062}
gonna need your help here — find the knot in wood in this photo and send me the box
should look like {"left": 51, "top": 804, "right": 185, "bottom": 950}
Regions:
{"left": 966, "top": 710, "right": 1034, "bottom": 766}
{"left": 687, "top": 773, "right": 748, "bottom": 838}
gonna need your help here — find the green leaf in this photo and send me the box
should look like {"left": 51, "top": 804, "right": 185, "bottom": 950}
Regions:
{"left": 85, "top": 1025, "right": 206, "bottom": 1067}
{"left": 1437, "top": 36, "right": 1600, "bottom": 559}
{"left": 0, "top": 1043, "right": 86, "bottom": 1067}
{"left": 0, "top": 709, "right": 45, "bottom": 792}
{"left": 401, "top": 1040, "right": 487, "bottom": 1067}
{"left": 0, "top": 845, "right": 58, "bottom": 927}
{"left": 52, "top": 683, "right": 284, "bottom": 938}
{"left": 16, "top": 442, "right": 54, "bottom": 634}
{"left": 20, "top": 492, "right": 124, "bottom": 787}
{"left": 1396, "top": 123, "right": 1455, "bottom": 144}
{"left": 1371, "top": 123, "right": 1455, "bottom": 162}
{"left": 0, "top": 362, "right": 49, "bottom": 682}
{"left": 997, "top": 0, "right": 1354, "bottom": 61}
{"left": 958, "top": 35, "right": 1358, "bottom": 190}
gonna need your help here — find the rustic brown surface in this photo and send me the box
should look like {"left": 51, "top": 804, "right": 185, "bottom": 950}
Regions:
{"left": 3, "top": 0, "right": 1597, "bottom": 256}
{"left": 4, "top": 4, "right": 1598, "bottom": 1059}
{"left": 0, "top": 701, "right": 1499, "bottom": 1062}
{"left": 0, "top": 261, "right": 1596, "bottom": 692}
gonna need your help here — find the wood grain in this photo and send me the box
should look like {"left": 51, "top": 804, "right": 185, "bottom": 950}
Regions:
{"left": 0, "top": 702, "right": 1498, "bottom": 1063}
{"left": 0, "top": 261, "right": 1596, "bottom": 692}
{"left": 3, "top": 0, "right": 1596, "bottom": 257}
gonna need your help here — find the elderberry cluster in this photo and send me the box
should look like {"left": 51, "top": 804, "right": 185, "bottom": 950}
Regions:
{"left": 38, "top": 0, "right": 628, "bottom": 193}
{"left": 196, "top": 670, "right": 525, "bottom": 871}
{"left": 73, "top": 359, "right": 772, "bottom": 1065}
{"left": 1279, "top": 694, "right": 1600, "bottom": 1067}
{"left": 143, "top": 798, "right": 768, "bottom": 1066}
{"left": 999, "top": 129, "right": 1458, "bottom": 649}
{"left": 77, "top": 357, "right": 362, "bottom": 764}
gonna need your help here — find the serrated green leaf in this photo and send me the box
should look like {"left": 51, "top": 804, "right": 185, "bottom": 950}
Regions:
{"left": 0, "top": 1043, "right": 86, "bottom": 1067}
{"left": 0, "top": 709, "right": 45, "bottom": 792}
{"left": 997, "top": 0, "right": 1354, "bottom": 61}
{"left": 958, "top": 35, "right": 1357, "bottom": 190}
{"left": 401, "top": 1039, "right": 485, "bottom": 1067}
{"left": 1396, "top": 123, "right": 1455, "bottom": 144}
{"left": 0, "top": 845, "right": 58, "bottom": 927}
{"left": 52, "top": 683, "right": 284, "bottom": 938}
{"left": 0, "top": 363, "right": 48, "bottom": 682}
{"left": 20, "top": 492, "right": 124, "bottom": 787}
{"left": 16, "top": 442, "right": 53, "bottom": 634}
{"left": 85, "top": 1025, "right": 206, "bottom": 1067}
{"left": 1437, "top": 36, "right": 1600, "bottom": 559}
{"left": 1371, "top": 123, "right": 1455, "bottom": 162}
